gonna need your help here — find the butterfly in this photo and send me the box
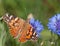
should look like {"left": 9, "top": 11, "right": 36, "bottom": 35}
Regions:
{"left": 2, "top": 13, "right": 38, "bottom": 42}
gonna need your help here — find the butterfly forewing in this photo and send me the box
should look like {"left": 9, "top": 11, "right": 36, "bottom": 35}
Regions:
{"left": 9, "top": 18, "right": 25, "bottom": 38}
{"left": 2, "top": 14, "right": 25, "bottom": 38}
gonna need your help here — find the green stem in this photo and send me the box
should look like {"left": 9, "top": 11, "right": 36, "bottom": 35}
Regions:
{"left": 0, "top": 22, "right": 6, "bottom": 46}
{"left": 50, "top": 31, "right": 56, "bottom": 46}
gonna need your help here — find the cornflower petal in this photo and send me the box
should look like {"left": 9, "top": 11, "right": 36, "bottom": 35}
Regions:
{"left": 48, "top": 14, "right": 60, "bottom": 35}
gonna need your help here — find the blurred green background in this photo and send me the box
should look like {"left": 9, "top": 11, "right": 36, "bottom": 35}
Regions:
{"left": 0, "top": 0, "right": 60, "bottom": 46}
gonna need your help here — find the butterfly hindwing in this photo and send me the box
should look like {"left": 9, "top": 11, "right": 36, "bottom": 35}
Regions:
{"left": 18, "top": 23, "right": 33, "bottom": 42}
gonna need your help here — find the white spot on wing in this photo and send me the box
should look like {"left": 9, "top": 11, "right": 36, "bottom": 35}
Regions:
{"left": 33, "top": 32, "right": 36, "bottom": 35}
{"left": 30, "top": 28, "right": 32, "bottom": 31}
{"left": 32, "top": 37, "right": 34, "bottom": 38}
{"left": 36, "top": 35, "right": 39, "bottom": 37}
{"left": 7, "top": 19, "right": 9, "bottom": 22}
{"left": 9, "top": 15, "right": 13, "bottom": 19}
{"left": 15, "top": 17, "right": 18, "bottom": 21}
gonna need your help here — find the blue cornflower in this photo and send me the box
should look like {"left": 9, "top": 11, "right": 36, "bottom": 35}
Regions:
{"left": 29, "top": 18, "right": 44, "bottom": 37}
{"left": 47, "top": 14, "right": 60, "bottom": 35}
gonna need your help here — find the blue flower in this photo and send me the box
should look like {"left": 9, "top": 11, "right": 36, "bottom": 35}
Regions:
{"left": 29, "top": 18, "right": 44, "bottom": 37}
{"left": 47, "top": 14, "right": 60, "bottom": 35}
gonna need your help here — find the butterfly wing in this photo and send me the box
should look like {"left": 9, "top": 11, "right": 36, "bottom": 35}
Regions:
{"left": 2, "top": 13, "right": 37, "bottom": 43}
{"left": 2, "top": 14, "right": 25, "bottom": 38}
{"left": 9, "top": 18, "right": 25, "bottom": 38}
{"left": 18, "top": 23, "right": 34, "bottom": 42}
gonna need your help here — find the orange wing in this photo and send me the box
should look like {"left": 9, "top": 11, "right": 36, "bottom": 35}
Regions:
{"left": 9, "top": 18, "right": 25, "bottom": 38}
{"left": 2, "top": 14, "right": 25, "bottom": 38}
{"left": 18, "top": 23, "right": 33, "bottom": 42}
{"left": 2, "top": 13, "right": 37, "bottom": 43}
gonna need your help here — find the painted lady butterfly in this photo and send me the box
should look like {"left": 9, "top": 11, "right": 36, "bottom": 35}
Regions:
{"left": 2, "top": 13, "right": 37, "bottom": 42}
